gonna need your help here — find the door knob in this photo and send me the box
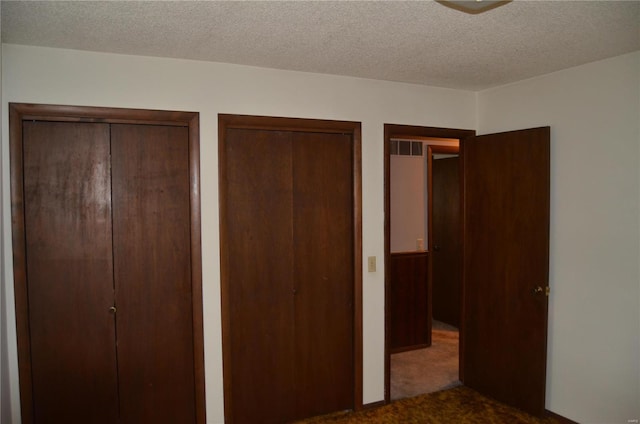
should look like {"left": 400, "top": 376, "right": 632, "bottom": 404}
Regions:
{"left": 108, "top": 306, "right": 117, "bottom": 313}
{"left": 532, "top": 286, "right": 550, "bottom": 296}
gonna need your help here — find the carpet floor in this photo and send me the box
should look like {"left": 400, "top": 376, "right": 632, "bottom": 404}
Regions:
{"left": 391, "top": 320, "right": 460, "bottom": 400}
{"left": 295, "top": 385, "right": 564, "bottom": 424}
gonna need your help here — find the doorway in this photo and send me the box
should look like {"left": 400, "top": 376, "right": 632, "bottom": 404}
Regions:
{"left": 384, "top": 124, "right": 474, "bottom": 403}
{"left": 384, "top": 124, "right": 550, "bottom": 418}
{"left": 386, "top": 138, "right": 463, "bottom": 400}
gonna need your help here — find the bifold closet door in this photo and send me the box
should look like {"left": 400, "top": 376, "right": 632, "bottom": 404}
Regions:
{"left": 223, "top": 128, "right": 354, "bottom": 423}
{"left": 23, "top": 121, "right": 119, "bottom": 423}
{"left": 291, "top": 132, "right": 354, "bottom": 419}
{"left": 111, "top": 124, "right": 196, "bottom": 423}
{"left": 224, "top": 129, "right": 296, "bottom": 424}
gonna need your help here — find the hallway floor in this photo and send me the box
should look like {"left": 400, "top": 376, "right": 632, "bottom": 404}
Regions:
{"left": 390, "top": 320, "right": 461, "bottom": 400}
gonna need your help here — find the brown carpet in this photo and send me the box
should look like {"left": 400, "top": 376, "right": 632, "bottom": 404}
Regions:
{"left": 295, "top": 386, "right": 564, "bottom": 424}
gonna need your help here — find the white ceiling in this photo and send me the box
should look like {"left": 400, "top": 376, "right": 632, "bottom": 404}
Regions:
{"left": 2, "top": 0, "right": 639, "bottom": 91}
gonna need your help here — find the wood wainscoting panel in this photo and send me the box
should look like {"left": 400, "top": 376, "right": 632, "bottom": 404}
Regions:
{"left": 389, "top": 251, "right": 430, "bottom": 353}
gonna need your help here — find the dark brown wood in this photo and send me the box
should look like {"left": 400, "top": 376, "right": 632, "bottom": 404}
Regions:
{"left": 219, "top": 115, "right": 362, "bottom": 423}
{"left": 545, "top": 409, "right": 579, "bottom": 424}
{"left": 13, "top": 103, "right": 193, "bottom": 126}
{"left": 463, "top": 127, "right": 550, "bottom": 416}
{"left": 111, "top": 124, "right": 196, "bottom": 423}
{"left": 385, "top": 124, "right": 476, "bottom": 141}
{"left": 219, "top": 113, "right": 361, "bottom": 134}
{"left": 384, "top": 124, "right": 474, "bottom": 403}
{"left": 222, "top": 128, "right": 296, "bottom": 424}
{"left": 430, "top": 154, "right": 461, "bottom": 327}
{"left": 362, "top": 400, "right": 386, "bottom": 410}
{"left": 9, "top": 103, "right": 206, "bottom": 424}
{"left": 389, "top": 252, "right": 430, "bottom": 352}
{"left": 292, "top": 131, "right": 354, "bottom": 419}
{"left": 9, "top": 104, "right": 35, "bottom": 424}
{"left": 186, "top": 115, "right": 207, "bottom": 424}
{"left": 351, "top": 125, "right": 364, "bottom": 412}
{"left": 22, "top": 121, "right": 118, "bottom": 423}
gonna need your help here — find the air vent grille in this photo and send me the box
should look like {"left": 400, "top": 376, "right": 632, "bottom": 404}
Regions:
{"left": 391, "top": 140, "right": 423, "bottom": 156}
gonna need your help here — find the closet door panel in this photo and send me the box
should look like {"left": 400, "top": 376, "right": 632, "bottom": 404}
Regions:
{"left": 111, "top": 124, "right": 196, "bottom": 423}
{"left": 292, "top": 132, "right": 354, "bottom": 419}
{"left": 23, "top": 121, "right": 118, "bottom": 423}
{"left": 223, "top": 129, "right": 296, "bottom": 424}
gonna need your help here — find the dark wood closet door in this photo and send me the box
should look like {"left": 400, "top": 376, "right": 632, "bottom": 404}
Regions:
{"left": 463, "top": 127, "right": 550, "bottom": 416}
{"left": 292, "top": 132, "right": 354, "bottom": 420}
{"left": 111, "top": 124, "right": 196, "bottom": 423}
{"left": 22, "top": 121, "right": 119, "bottom": 423}
{"left": 432, "top": 156, "right": 461, "bottom": 327}
{"left": 223, "top": 129, "right": 296, "bottom": 424}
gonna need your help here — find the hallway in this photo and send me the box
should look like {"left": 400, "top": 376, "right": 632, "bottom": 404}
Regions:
{"left": 390, "top": 321, "right": 460, "bottom": 400}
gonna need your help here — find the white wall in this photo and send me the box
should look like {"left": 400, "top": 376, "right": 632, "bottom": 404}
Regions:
{"left": 390, "top": 155, "right": 425, "bottom": 252}
{"left": 1, "top": 44, "right": 476, "bottom": 423}
{"left": 0, "top": 8, "right": 8, "bottom": 423}
{"left": 478, "top": 51, "right": 640, "bottom": 424}
{"left": 389, "top": 140, "right": 459, "bottom": 252}
{"left": 6, "top": 43, "right": 637, "bottom": 424}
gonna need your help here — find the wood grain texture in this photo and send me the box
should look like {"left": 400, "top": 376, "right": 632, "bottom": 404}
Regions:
{"left": 23, "top": 121, "right": 119, "bottom": 423}
{"left": 389, "top": 252, "right": 429, "bottom": 352}
{"left": 186, "top": 114, "right": 207, "bottom": 424}
{"left": 219, "top": 113, "right": 361, "bottom": 134}
{"left": 463, "top": 127, "right": 550, "bottom": 417}
{"left": 292, "top": 132, "right": 354, "bottom": 419}
{"left": 13, "top": 102, "right": 194, "bottom": 126}
{"left": 431, "top": 156, "right": 462, "bottom": 328}
{"left": 111, "top": 124, "right": 196, "bottom": 423}
{"left": 10, "top": 103, "right": 205, "bottom": 424}
{"left": 222, "top": 128, "right": 296, "bottom": 424}
{"left": 219, "top": 115, "right": 362, "bottom": 423}
{"left": 350, "top": 124, "right": 363, "bottom": 411}
{"left": 10, "top": 104, "right": 35, "bottom": 424}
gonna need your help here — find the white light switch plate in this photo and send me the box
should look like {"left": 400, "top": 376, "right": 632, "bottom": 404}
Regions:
{"left": 367, "top": 256, "right": 376, "bottom": 272}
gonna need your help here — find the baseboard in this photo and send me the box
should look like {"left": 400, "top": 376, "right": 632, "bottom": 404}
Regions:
{"left": 362, "top": 400, "right": 386, "bottom": 410}
{"left": 390, "top": 343, "right": 430, "bottom": 354}
{"left": 546, "top": 409, "right": 579, "bottom": 424}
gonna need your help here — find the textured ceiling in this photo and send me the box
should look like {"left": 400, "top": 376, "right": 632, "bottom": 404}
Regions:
{"left": 2, "top": 0, "right": 639, "bottom": 90}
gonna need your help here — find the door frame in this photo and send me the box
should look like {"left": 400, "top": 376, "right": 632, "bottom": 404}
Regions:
{"left": 9, "top": 103, "right": 206, "bottom": 424}
{"left": 384, "top": 124, "right": 474, "bottom": 403}
{"left": 218, "top": 114, "right": 363, "bottom": 419}
{"left": 427, "top": 145, "right": 460, "bottom": 328}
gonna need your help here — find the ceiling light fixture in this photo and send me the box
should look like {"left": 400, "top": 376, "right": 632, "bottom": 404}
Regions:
{"left": 437, "top": 0, "right": 511, "bottom": 14}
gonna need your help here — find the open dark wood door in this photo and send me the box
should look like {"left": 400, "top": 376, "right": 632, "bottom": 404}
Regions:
{"left": 463, "top": 127, "right": 550, "bottom": 416}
